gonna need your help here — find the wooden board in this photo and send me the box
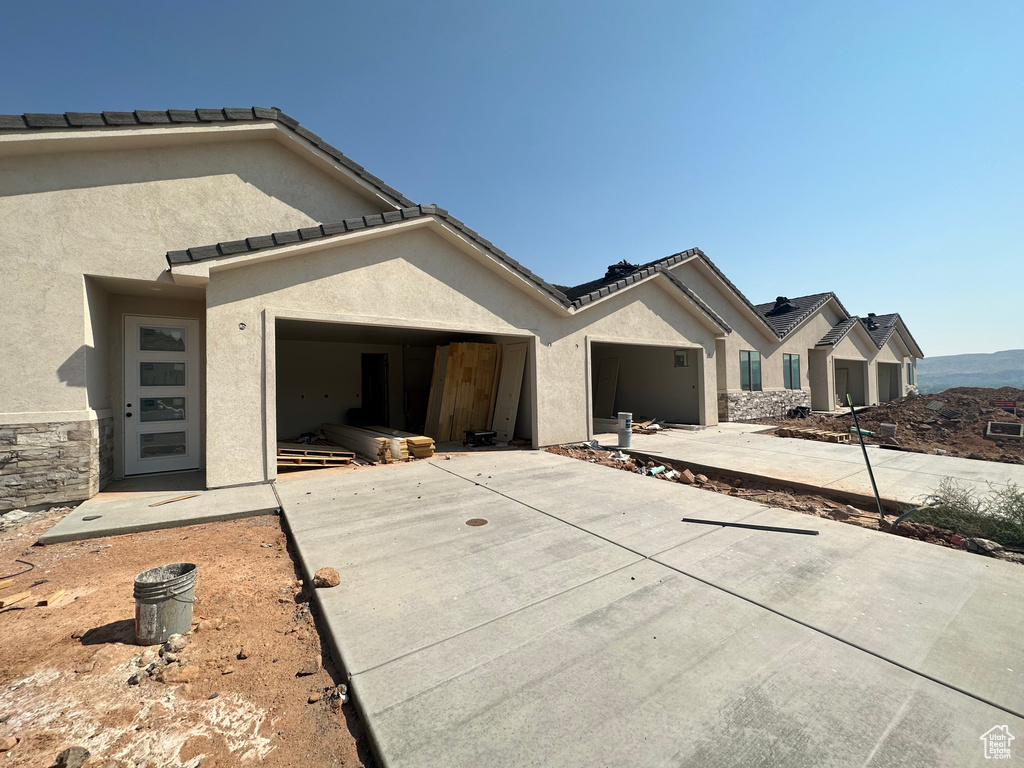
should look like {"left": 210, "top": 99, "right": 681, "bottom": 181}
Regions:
{"left": 593, "top": 357, "right": 619, "bottom": 418}
{"left": 0, "top": 591, "right": 31, "bottom": 608}
{"left": 424, "top": 345, "right": 449, "bottom": 439}
{"left": 277, "top": 442, "right": 355, "bottom": 459}
{"left": 490, "top": 342, "right": 528, "bottom": 443}
{"left": 322, "top": 424, "right": 390, "bottom": 463}
{"left": 42, "top": 589, "right": 65, "bottom": 606}
{"left": 365, "top": 427, "right": 435, "bottom": 459}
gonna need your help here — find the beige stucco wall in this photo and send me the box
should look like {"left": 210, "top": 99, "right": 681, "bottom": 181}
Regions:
{"left": 0, "top": 126, "right": 392, "bottom": 417}
{"left": 202, "top": 225, "right": 720, "bottom": 488}
{"left": 668, "top": 260, "right": 849, "bottom": 395}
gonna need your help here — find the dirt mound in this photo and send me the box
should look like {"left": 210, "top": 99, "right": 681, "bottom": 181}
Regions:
{"left": 762, "top": 387, "right": 1024, "bottom": 464}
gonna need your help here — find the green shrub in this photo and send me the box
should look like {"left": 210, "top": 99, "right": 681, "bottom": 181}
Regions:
{"left": 913, "top": 479, "right": 1024, "bottom": 548}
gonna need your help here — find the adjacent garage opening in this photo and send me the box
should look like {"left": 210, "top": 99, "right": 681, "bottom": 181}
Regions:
{"left": 590, "top": 342, "right": 702, "bottom": 429}
{"left": 274, "top": 319, "right": 534, "bottom": 454}
{"left": 877, "top": 362, "right": 902, "bottom": 403}
{"left": 834, "top": 358, "right": 867, "bottom": 407}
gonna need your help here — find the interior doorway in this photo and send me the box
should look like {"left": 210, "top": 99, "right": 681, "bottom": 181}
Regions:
{"left": 360, "top": 353, "right": 390, "bottom": 426}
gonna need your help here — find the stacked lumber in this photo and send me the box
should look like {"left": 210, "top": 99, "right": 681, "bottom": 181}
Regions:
{"left": 776, "top": 427, "right": 851, "bottom": 444}
{"left": 425, "top": 342, "right": 500, "bottom": 442}
{"left": 366, "top": 426, "right": 436, "bottom": 459}
{"left": 322, "top": 424, "right": 391, "bottom": 463}
{"left": 277, "top": 442, "right": 355, "bottom": 469}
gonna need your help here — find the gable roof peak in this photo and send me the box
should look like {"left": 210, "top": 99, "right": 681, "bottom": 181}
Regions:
{"left": 0, "top": 106, "right": 415, "bottom": 208}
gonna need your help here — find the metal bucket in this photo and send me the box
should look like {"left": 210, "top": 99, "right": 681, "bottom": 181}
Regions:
{"left": 617, "top": 412, "right": 632, "bottom": 449}
{"left": 133, "top": 563, "right": 197, "bottom": 645}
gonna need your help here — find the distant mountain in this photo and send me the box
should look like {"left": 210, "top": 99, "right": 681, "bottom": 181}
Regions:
{"left": 917, "top": 349, "right": 1024, "bottom": 394}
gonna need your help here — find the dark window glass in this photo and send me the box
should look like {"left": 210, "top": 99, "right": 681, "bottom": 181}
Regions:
{"left": 784, "top": 354, "right": 800, "bottom": 389}
{"left": 740, "top": 351, "right": 762, "bottom": 391}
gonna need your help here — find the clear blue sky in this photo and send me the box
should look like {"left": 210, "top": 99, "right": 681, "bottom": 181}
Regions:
{"left": 3, "top": 1, "right": 1021, "bottom": 357}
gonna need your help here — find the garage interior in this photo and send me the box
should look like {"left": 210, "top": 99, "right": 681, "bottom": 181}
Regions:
{"left": 274, "top": 319, "right": 534, "bottom": 446}
{"left": 590, "top": 342, "right": 702, "bottom": 426}
{"left": 834, "top": 358, "right": 868, "bottom": 407}
{"left": 877, "top": 362, "right": 902, "bottom": 403}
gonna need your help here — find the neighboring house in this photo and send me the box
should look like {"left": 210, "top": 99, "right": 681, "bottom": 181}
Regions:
{"left": 0, "top": 107, "right": 922, "bottom": 511}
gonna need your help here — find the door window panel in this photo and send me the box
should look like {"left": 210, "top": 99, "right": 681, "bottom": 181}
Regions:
{"left": 140, "top": 431, "right": 187, "bottom": 459}
{"left": 140, "top": 362, "right": 186, "bottom": 387}
{"left": 140, "top": 397, "right": 186, "bottom": 422}
{"left": 140, "top": 326, "right": 187, "bottom": 352}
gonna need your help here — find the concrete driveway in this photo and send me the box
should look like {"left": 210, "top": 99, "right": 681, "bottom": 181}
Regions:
{"left": 606, "top": 423, "right": 1024, "bottom": 506}
{"left": 277, "top": 451, "right": 1024, "bottom": 767}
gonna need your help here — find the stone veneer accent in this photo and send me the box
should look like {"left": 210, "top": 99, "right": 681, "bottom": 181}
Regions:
{"left": 0, "top": 416, "right": 113, "bottom": 511}
{"left": 718, "top": 389, "right": 812, "bottom": 422}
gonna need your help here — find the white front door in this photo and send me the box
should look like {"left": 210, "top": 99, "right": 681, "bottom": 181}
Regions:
{"left": 124, "top": 315, "right": 201, "bottom": 475}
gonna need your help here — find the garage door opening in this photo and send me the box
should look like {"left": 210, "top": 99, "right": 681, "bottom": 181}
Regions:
{"left": 834, "top": 359, "right": 868, "bottom": 407}
{"left": 590, "top": 342, "right": 702, "bottom": 430}
{"left": 274, "top": 319, "right": 534, "bottom": 458}
{"left": 877, "top": 362, "right": 902, "bottom": 403}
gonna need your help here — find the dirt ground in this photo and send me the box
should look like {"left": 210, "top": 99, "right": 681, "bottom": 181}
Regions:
{"left": 758, "top": 387, "right": 1024, "bottom": 464}
{"left": 0, "top": 512, "right": 370, "bottom": 768}
{"left": 546, "top": 444, "right": 1024, "bottom": 561}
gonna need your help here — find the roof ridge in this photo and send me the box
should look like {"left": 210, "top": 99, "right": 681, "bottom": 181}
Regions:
{"left": 0, "top": 107, "right": 415, "bottom": 208}
{"left": 165, "top": 204, "right": 571, "bottom": 308}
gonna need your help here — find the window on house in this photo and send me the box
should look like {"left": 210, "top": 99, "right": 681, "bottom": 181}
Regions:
{"left": 740, "top": 351, "right": 762, "bottom": 391}
{"left": 907, "top": 362, "right": 915, "bottom": 385}
{"left": 783, "top": 354, "right": 801, "bottom": 389}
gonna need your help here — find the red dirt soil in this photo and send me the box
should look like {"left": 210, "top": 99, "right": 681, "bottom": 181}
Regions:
{"left": 0, "top": 513, "right": 371, "bottom": 768}
{"left": 760, "top": 387, "right": 1024, "bottom": 465}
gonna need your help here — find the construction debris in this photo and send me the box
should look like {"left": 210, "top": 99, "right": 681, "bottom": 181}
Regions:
{"left": 147, "top": 493, "right": 202, "bottom": 507}
{"left": 425, "top": 342, "right": 500, "bottom": 442}
{"left": 682, "top": 517, "right": 818, "bottom": 536}
{"left": 277, "top": 441, "right": 355, "bottom": 469}
{"left": 776, "top": 427, "right": 851, "bottom": 444}
{"left": 0, "top": 591, "right": 31, "bottom": 608}
{"left": 321, "top": 424, "right": 391, "bottom": 463}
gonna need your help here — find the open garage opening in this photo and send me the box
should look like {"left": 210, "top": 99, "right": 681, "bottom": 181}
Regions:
{"left": 274, "top": 318, "right": 536, "bottom": 453}
{"left": 834, "top": 358, "right": 868, "bottom": 407}
{"left": 877, "top": 362, "right": 902, "bottom": 403}
{"left": 590, "top": 341, "right": 704, "bottom": 430}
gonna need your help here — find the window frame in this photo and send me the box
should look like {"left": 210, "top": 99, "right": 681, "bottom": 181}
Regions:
{"left": 740, "top": 350, "right": 762, "bottom": 392}
{"left": 783, "top": 353, "right": 801, "bottom": 390}
{"left": 906, "top": 362, "right": 915, "bottom": 385}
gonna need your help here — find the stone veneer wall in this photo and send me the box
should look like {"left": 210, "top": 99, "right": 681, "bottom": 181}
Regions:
{"left": 0, "top": 415, "right": 113, "bottom": 511}
{"left": 718, "top": 389, "right": 812, "bottom": 422}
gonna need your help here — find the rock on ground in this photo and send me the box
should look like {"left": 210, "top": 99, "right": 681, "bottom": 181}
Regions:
{"left": 55, "top": 745, "right": 91, "bottom": 767}
{"left": 313, "top": 567, "right": 340, "bottom": 588}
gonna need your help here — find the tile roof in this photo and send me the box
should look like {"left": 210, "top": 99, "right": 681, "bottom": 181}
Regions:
{"left": 863, "top": 313, "right": 924, "bottom": 357}
{"left": 0, "top": 107, "right": 415, "bottom": 208}
{"left": 166, "top": 203, "right": 572, "bottom": 309}
{"left": 860, "top": 315, "right": 896, "bottom": 347}
{"left": 559, "top": 249, "right": 768, "bottom": 334}
{"left": 816, "top": 317, "right": 859, "bottom": 347}
{"left": 753, "top": 292, "right": 839, "bottom": 337}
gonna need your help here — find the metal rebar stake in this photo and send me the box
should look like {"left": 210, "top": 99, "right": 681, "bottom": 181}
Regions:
{"left": 848, "top": 394, "right": 886, "bottom": 520}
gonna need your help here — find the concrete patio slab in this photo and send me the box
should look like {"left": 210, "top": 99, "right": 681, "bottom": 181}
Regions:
{"left": 430, "top": 450, "right": 770, "bottom": 556}
{"left": 655, "top": 505, "right": 1024, "bottom": 714}
{"left": 603, "top": 428, "right": 1024, "bottom": 505}
{"left": 356, "top": 561, "right": 1016, "bottom": 768}
{"left": 277, "top": 461, "right": 642, "bottom": 674}
{"left": 39, "top": 477, "right": 280, "bottom": 544}
{"left": 278, "top": 451, "right": 1024, "bottom": 767}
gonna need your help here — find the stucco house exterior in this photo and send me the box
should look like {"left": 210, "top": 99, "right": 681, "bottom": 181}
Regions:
{"left": 0, "top": 107, "right": 922, "bottom": 511}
